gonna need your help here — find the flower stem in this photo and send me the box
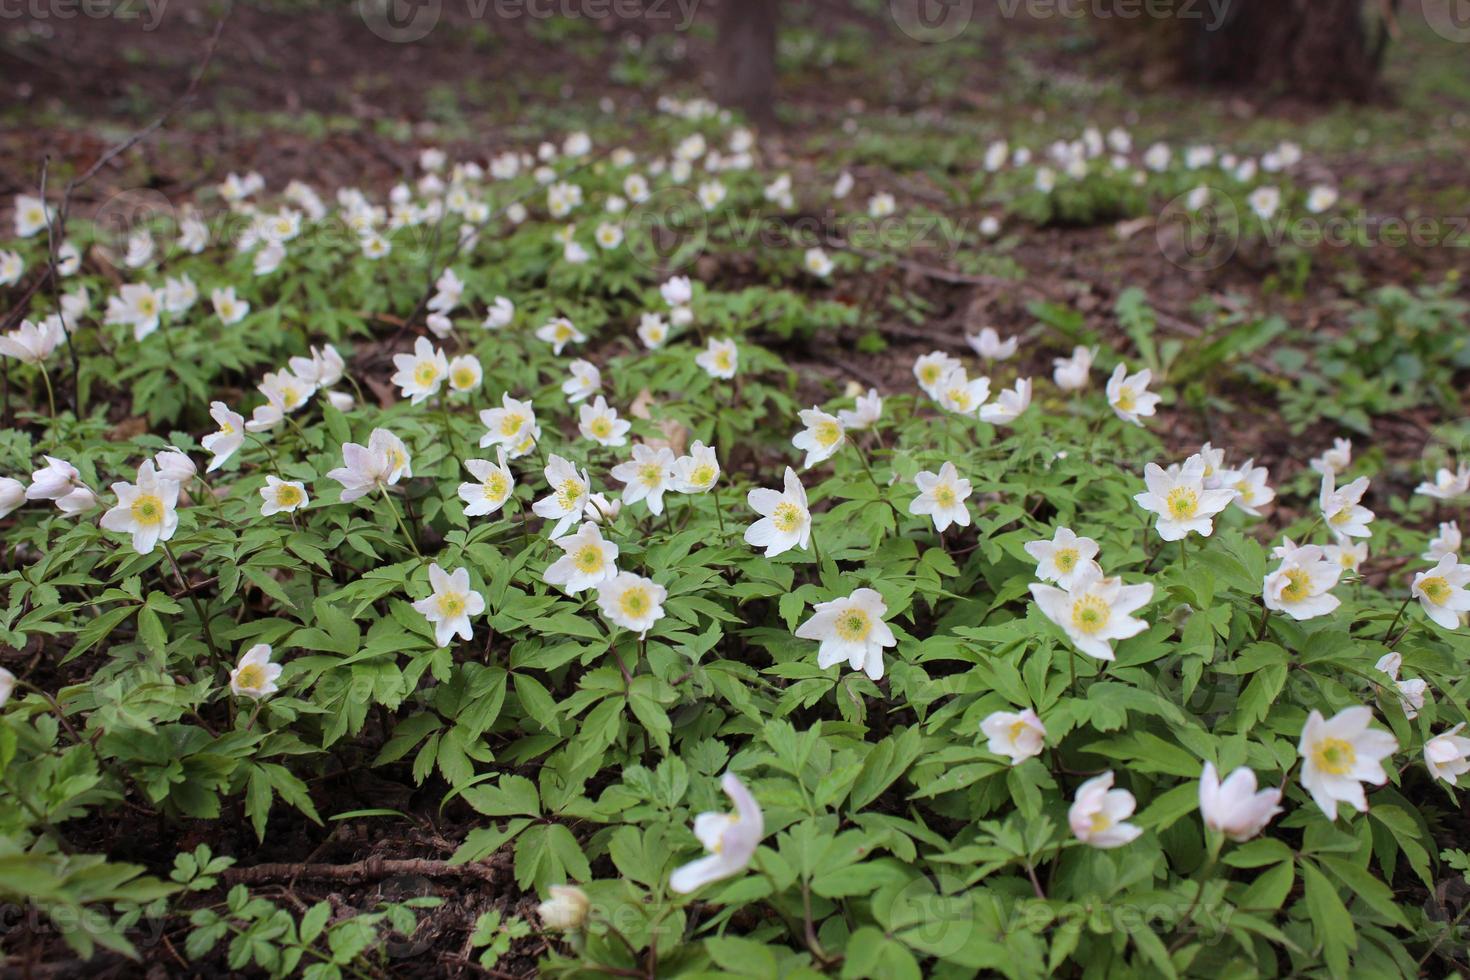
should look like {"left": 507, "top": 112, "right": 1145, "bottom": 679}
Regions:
{"left": 380, "top": 487, "right": 423, "bottom": 559}
{"left": 38, "top": 365, "right": 56, "bottom": 420}
{"left": 162, "top": 541, "right": 223, "bottom": 666}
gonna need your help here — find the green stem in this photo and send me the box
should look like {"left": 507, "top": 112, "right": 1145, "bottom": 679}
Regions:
{"left": 380, "top": 487, "right": 423, "bottom": 559}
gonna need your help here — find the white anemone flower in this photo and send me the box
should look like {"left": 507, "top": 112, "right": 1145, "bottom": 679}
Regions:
{"left": 669, "top": 772, "right": 764, "bottom": 894}
{"left": 579, "top": 396, "right": 631, "bottom": 448}
{"left": 596, "top": 572, "right": 666, "bottom": 637}
{"left": 610, "top": 443, "right": 677, "bottom": 515}
{"left": 981, "top": 708, "right": 1046, "bottom": 765}
{"left": 544, "top": 521, "right": 619, "bottom": 595}
{"left": 1106, "top": 364, "right": 1161, "bottom": 426}
{"left": 1030, "top": 564, "right": 1152, "bottom": 661}
{"left": 1319, "top": 473, "right": 1374, "bottom": 541}
{"left": 1262, "top": 544, "right": 1342, "bottom": 621}
{"left": 1411, "top": 555, "right": 1470, "bottom": 630}
{"left": 458, "top": 450, "right": 515, "bottom": 518}
{"left": 909, "top": 462, "right": 972, "bottom": 532}
{"left": 390, "top": 337, "right": 449, "bottom": 405}
{"left": 229, "top": 644, "right": 283, "bottom": 699}
{"left": 99, "top": 460, "right": 179, "bottom": 554}
{"left": 744, "top": 467, "right": 811, "bottom": 557}
{"left": 532, "top": 455, "right": 591, "bottom": 538}
{"left": 1024, "top": 527, "right": 1100, "bottom": 589}
{"left": 259, "top": 476, "right": 308, "bottom": 516}
{"left": 1198, "top": 763, "right": 1282, "bottom": 842}
{"left": 1298, "top": 706, "right": 1396, "bottom": 819}
{"left": 795, "top": 588, "right": 897, "bottom": 682}
{"left": 696, "top": 338, "right": 738, "bottom": 379}
{"left": 792, "top": 408, "right": 845, "bottom": 469}
{"left": 412, "top": 564, "right": 485, "bottom": 648}
{"left": 1069, "top": 772, "right": 1142, "bottom": 848}
{"left": 1133, "top": 455, "right": 1236, "bottom": 541}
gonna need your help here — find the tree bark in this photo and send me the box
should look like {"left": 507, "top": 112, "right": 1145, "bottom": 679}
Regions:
{"left": 714, "top": 0, "right": 780, "bottom": 125}
{"left": 1180, "top": 0, "right": 1386, "bottom": 102}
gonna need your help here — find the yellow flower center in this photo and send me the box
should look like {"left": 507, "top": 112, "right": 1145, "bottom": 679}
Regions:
{"left": 1329, "top": 507, "right": 1352, "bottom": 526}
{"left": 1420, "top": 576, "right": 1451, "bottom": 605}
{"left": 1312, "top": 737, "right": 1356, "bottom": 776}
{"left": 1280, "top": 568, "right": 1312, "bottom": 603}
{"left": 556, "top": 479, "right": 584, "bottom": 509}
{"left": 690, "top": 464, "right": 716, "bottom": 487}
{"left": 815, "top": 421, "right": 842, "bottom": 448}
{"left": 713, "top": 350, "right": 732, "bottom": 370}
{"left": 1114, "top": 387, "right": 1137, "bottom": 412}
{"left": 1009, "top": 719, "right": 1031, "bottom": 743}
{"left": 574, "top": 545, "right": 604, "bottom": 574}
{"left": 483, "top": 472, "right": 509, "bottom": 501}
{"left": 933, "top": 484, "right": 956, "bottom": 507}
{"left": 554, "top": 323, "right": 573, "bottom": 341}
{"left": 500, "top": 413, "right": 525, "bottom": 437}
{"left": 452, "top": 368, "right": 477, "bottom": 389}
{"left": 1054, "top": 548, "right": 1078, "bottom": 572}
{"left": 590, "top": 417, "right": 613, "bottom": 438}
{"left": 130, "top": 493, "right": 165, "bottom": 526}
{"left": 413, "top": 362, "right": 440, "bottom": 387}
{"left": 235, "top": 663, "right": 265, "bottom": 690}
{"left": 947, "top": 388, "right": 972, "bottom": 411}
{"left": 281, "top": 385, "right": 304, "bottom": 410}
{"left": 639, "top": 463, "right": 664, "bottom": 487}
{"left": 437, "top": 592, "right": 466, "bottom": 618}
{"left": 1070, "top": 594, "right": 1110, "bottom": 635}
{"left": 919, "top": 364, "right": 942, "bottom": 386}
{"left": 137, "top": 296, "right": 158, "bottom": 317}
{"left": 835, "top": 608, "right": 872, "bottom": 642}
{"left": 274, "top": 484, "right": 303, "bottom": 508}
{"left": 219, "top": 421, "right": 235, "bottom": 435}
{"left": 1089, "top": 811, "right": 1113, "bottom": 833}
{"left": 1165, "top": 486, "right": 1199, "bottom": 520}
{"left": 619, "top": 587, "right": 650, "bottom": 618}
{"left": 772, "top": 501, "right": 804, "bottom": 533}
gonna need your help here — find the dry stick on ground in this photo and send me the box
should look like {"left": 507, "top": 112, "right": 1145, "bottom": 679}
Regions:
{"left": 222, "top": 855, "right": 508, "bottom": 887}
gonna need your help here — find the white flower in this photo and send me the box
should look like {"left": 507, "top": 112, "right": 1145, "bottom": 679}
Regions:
{"left": 107, "top": 283, "right": 164, "bottom": 340}
{"left": 447, "top": 354, "right": 482, "bottom": 393}
{"left": 458, "top": 450, "right": 515, "bottom": 518}
{"left": 1069, "top": 772, "right": 1142, "bottom": 848}
{"left": 579, "top": 396, "right": 631, "bottom": 448}
{"left": 980, "top": 378, "right": 1032, "bottom": 426}
{"left": 536, "top": 886, "right": 590, "bottom": 931}
{"left": 391, "top": 337, "right": 449, "bottom": 405}
{"left": 671, "top": 442, "right": 720, "bottom": 494}
{"left": 1024, "top": 527, "right": 1100, "bottom": 589}
{"left": 935, "top": 367, "right": 991, "bottom": 416}
{"left": 610, "top": 443, "right": 677, "bottom": 515}
{"left": 536, "top": 317, "right": 586, "bottom": 355}
{"left": 669, "top": 772, "right": 764, "bottom": 894}
{"left": 562, "top": 359, "right": 602, "bottom": 403}
{"left": 596, "top": 571, "right": 667, "bottom": 637}
{"left": 792, "top": 408, "right": 845, "bottom": 469}
{"left": 13, "top": 194, "right": 50, "bottom": 237}
{"left": 1030, "top": 564, "right": 1152, "bottom": 661}
{"left": 544, "top": 522, "right": 619, "bottom": 595}
{"left": 1424, "top": 521, "right": 1461, "bottom": 563}
{"left": 698, "top": 181, "right": 727, "bottom": 210}
{"left": 1106, "top": 364, "right": 1161, "bottom": 426}
{"left": 910, "top": 461, "right": 972, "bottom": 533}
{"left": 0, "top": 478, "right": 24, "bottom": 519}
{"left": 0, "top": 251, "right": 22, "bottom": 287}
{"left": 211, "top": 287, "right": 249, "bottom": 326}
{"left": 966, "top": 327, "right": 1017, "bottom": 361}
{"left": 1219, "top": 458, "right": 1275, "bottom": 516}
{"left": 412, "top": 564, "right": 485, "bottom": 648}
{"left": 1052, "top": 346, "right": 1094, "bottom": 391}
{"left": 99, "top": 460, "right": 179, "bottom": 554}
{"left": 202, "top": 402, "right": 245, "bottom": 472}
{"left": 1310, "top": 437, "right": 1352, "bottom": 476}
{"left": 913, "top": 351, "right": 962, "bottom": 398}
{"left": 1263, "top": 545, "right": 1342, "bottom": 621}
{"left": 1248, "top": 186, "right": 1281, "bottom": 221}
{"left": 1319, "top": 473, "right": 1374, "bottom": 540}
{"left": 483, "top": 296, "right": 515, "bottom": 330}
{"left": 479, "top": 394, "right": 540, "bottom": 458}
{"left": 1411, "top": 555, "right": 1470, "bottom": 630}
{"left": 163, "top": 275, "right": 198, "bottom": 314}
{"left": 981, "top": 708, "right": 1046, "bottom": 765}
{"left": 745, "top": 467, "right": 811, "bottom": 557}
{"left": 868, "top": 192, "right": 896, "bottom": 218}
{"left": 1298, "top": 706, "right": 1397, "bottom": 819}
{"left": 229, "top": 644, "right": 283, "bottom": 699}
{"left": 803, "top": 247, "right": 834, "bottom": 278}
{"left": 696, "top": 338, "right": 738, "bottom": 379}
{"left": 327, "top": 428, "right": 409, "bottom": 503}
{"left": 1375, "top": 652, "right": 1429, "bottom": 719}
{"left": 1416, "top": 464, "right": 1470, "bottom": 501}
{"left": 0, "top": 318, "right": 62, "bottom": 365}
{"left": 1133, "top": 455, "right": 1236, "bottom": 541}
{"left": 637, "top": 313, "right": 670, "bottom": 349}
{"left": 253, "top": 241, "right": 286, "bottom": 276}
{"left": 260, "top": 476, "right": 308, "bottom": 516}
{"left": 796, "top": 588, "right": 896, "bottom": 682}
{"left": 586, "top": 492, "right": 621, "bottom": 524}
{"left": 532, "top": 455, "right": 591, "bottom": 538}
{"left": 1323, "top": 541, "right": 1368, "bottom": 575}
{"left": 1424, "top": 724, "right": 1470, "bottom": 785}
{"left": 26, "top": 456, "right": 87, "bottom": 504}
{"left": 660, "top": 275, "right": 693, "bottom": 308}
{"left": 837, "top": 389, "right": 882, "bottom": 430}
{"left": 1198, "top": 763, "right": 1282, "bottom": 842}
{"left": 123, "top": 231, "right": 154, "bottom": 269}
{"left": 1034, "top": 167, "right": 1056, "bottom": 193}
{"left": 983, "top": 141, "right": 1009, "bottom": 172}
{"left": 1306, "top": 185, "right": 1339, "bottom": 214}
{"left": 248, "top": 370, "right": 315, "bottom": 431}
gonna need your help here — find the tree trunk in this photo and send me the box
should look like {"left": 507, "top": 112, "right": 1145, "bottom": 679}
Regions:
{"left": 714, "top": 0, "right": 779, "bottom": 126}
{"left": 1180, "top": 0, "right": 1386, "bottom": 102}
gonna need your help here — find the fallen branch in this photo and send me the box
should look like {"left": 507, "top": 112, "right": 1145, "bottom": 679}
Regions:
{"left": 223, "top": 855, "right": 508, "bottom": 887}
